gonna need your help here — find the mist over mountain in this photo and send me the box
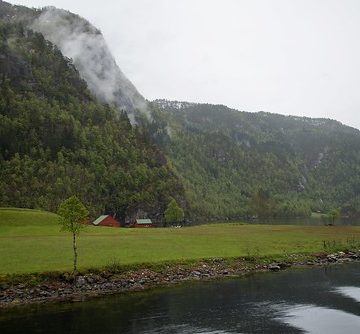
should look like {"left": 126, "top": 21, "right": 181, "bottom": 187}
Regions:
{"left": 0, "top": 1, "right": 184, "bottom": 221}
{"left": 0, "top": 1, "right": 146, "bottom": 117}
{"left": 1, "top": 0, "right": 360, "bottom": 219}
{"left": 31, "top": 7, "right": 146, "bottom": 117}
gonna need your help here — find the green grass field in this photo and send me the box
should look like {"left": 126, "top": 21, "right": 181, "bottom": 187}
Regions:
{"left": 1, "top": 208, "right": 360, "bottom": 275}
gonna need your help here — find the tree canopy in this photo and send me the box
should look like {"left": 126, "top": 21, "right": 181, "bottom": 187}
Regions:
{"left": 58, "top": 196, "right": 89, "bottom": 235}
{"left": 164, "top": 198, "right": 184, "bottom": 224}
{"left": 149, "top": 100, "right": 360, "bottom": 219}
{"left": 0, "top": 22, "right": 185, "bottom": 221}
{"left": 327, "top": 208, "right": 341, "bottom": 224}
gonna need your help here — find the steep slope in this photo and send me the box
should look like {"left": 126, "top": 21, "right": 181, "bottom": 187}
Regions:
{"left": 0, "top": 18, "right": 184, "bottom": 221}
{"left": 31, "top": 7, "right": 146, "bottom": 116}
{"left": 149, "top": 100, "right": 360, "bottom": 218}
{"left": 0, "top": 0, "right": 35, "bottom": 21}
{"left": 1, "top": 0, "right": 359, "bottom": 221}
{"left": 0, "top": 1, "right": 146, "bottom": 117}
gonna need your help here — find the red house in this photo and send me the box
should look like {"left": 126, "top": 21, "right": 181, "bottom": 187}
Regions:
{"left": 92, "top": 215, "right": 120, "bottom": 228}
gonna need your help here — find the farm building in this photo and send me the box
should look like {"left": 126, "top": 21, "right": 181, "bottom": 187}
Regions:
{"left": 134, "top": 219, "right": 153, "bottom": 228}
{"left": 92, "top": 215, "right": 120, "bottom": 228}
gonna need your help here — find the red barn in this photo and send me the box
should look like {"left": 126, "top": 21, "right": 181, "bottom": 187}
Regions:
{"left": 92, "top": 215, "right": 120, "bottom": 228}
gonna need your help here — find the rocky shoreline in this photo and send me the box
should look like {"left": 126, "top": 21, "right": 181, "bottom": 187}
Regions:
{"left": 1, "top": 250, "right": 359, "bottom": 309}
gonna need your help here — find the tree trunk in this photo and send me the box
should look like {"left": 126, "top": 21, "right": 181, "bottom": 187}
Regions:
{"left": 73, "top": 232, "right": 78, "bottom": 276}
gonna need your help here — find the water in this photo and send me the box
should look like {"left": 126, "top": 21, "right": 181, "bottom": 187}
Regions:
{"left": 1, "top": 263, "right": 360, "bottom": 334}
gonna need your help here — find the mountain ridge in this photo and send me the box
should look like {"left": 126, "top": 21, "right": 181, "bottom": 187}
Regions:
{"left": 0, "top": 0, "right": 146, "bottom": 116}
{"left": 1, "top": 0, "right": 359, "bottom": 219}
{"left": 154, "top": 99, "right": 358, "bottom": 132}
{"left": 149, "top": 99, "right": 360, "bottom": 218}
{"left": 0, "top": 5, "right": 185, "bottom": 221}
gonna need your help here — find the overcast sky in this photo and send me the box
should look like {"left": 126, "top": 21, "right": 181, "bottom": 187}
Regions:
{"left": 6, "top": 0, "right": 360, "bottom": 129}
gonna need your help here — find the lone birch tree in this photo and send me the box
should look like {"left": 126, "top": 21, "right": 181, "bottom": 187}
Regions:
{"left": 58, "top": 196, "right": 89, "bottom": 276}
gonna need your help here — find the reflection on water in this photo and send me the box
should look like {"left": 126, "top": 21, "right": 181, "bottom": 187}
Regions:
{"left": 334, "top": 287, "right": 360, "bottom": 303}
{"left": 277, "top": 304, "right": 360, "bottom": 334}
{"left": 1, "top": 263, "right": 360, "bottom": 333}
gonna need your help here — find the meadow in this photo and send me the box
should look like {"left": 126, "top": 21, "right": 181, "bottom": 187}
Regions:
{"left": 1, "top": 208, "right": 360, "bottom": 275}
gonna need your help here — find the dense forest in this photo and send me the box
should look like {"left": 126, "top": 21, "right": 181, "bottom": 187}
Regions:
{"left": 148, "top": 100, "right": 360, "bottom": 219}
{"left": 0, "top": 20, "right": 185, "bottom": 221}
{"left": 1, "top": 0, "right": 360, "bottom": 221}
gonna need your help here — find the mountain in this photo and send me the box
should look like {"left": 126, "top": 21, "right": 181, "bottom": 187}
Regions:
{"left": 0, "top": 2, "right": 185, "bottom": 221}
{"left": 0, "top": 1, "right": 146, "bottom": 117}
{"left": 1, "top": 1, "right": 359, "bottom": 221}
{"left": 148, "top": 100, "right": 360, "bottom": 218}
{"left": 30, "top": 7, "right": 147, "bottom": 117}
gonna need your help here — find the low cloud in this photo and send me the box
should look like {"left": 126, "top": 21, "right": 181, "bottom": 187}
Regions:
{"left": 31, "top": 7, "right": 147, "bottom": 120}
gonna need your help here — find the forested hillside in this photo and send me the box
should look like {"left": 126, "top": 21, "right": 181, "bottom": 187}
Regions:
{"left": 0, "top": 0, "right": 147, "bottom": 119}
{"left": 1, "top": 0, "right": 359, "bottom": 222}
{"left": 149, "top": 100, "right": 360, "bottom": 219}
{"left": 0, "top": 19, "right": 184, "bottom": 221}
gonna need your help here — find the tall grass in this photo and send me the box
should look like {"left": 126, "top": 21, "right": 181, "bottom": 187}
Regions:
{"left": 322, "top": 238, "right": 360, "bottom": 252}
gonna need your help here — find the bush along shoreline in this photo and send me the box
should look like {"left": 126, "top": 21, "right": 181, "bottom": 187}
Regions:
{"left": 1, "top": 250, "right": 360, "bottom": 309}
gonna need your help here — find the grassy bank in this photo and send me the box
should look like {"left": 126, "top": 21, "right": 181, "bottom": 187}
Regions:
{"left": 1, "top": 208, "right": 360, "bottom": 275}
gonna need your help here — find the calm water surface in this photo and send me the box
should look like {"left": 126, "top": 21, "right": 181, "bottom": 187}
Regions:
{"left": 1, "top": 263, "right": 360, "bottom": 333}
